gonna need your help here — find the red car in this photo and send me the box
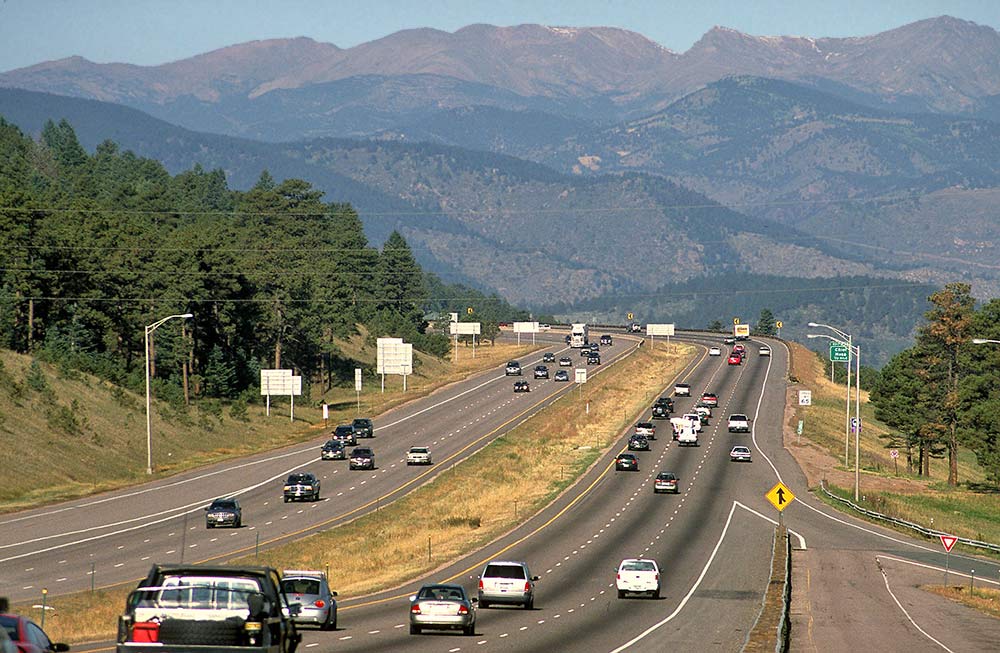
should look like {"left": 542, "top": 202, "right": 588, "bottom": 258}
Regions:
{"left": 728, "top": 354, "right": 742, "bottom": 365}
{"left": 0, "top": 613, "right": 70, "bottom": 653}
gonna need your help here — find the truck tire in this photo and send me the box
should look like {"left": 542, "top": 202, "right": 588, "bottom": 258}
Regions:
{"left": 158, "top": 618, "right": 244, "bottom": 645}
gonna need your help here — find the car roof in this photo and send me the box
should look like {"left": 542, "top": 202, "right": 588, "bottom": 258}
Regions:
{"left": 730, "top": 414, "right": 748, "bottom": 419}
{"left": 484, "top": 560, "right": 529, "bottom": 567}
{"left": 656, "top": 471, "right": 676, "bottom": 477}
{"left": 283, "top": 569, "right": 326, "bottom": 579}
{"left": 732, "top": 446, "right": 751, "bottom": 451}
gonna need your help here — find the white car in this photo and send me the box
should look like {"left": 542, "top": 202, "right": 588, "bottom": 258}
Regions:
{"left": 730, "top": 446, "right": 752, "bottom": 462}
{"left": 728, "top": 414, "right": 750, "bottom": 433}
{"left": 674, "top": 383, "right": 691, "bottom": 397}
{"left": 759, "top": 345, "right": 771, "bottom": 356}
{"left": 406, "top": 446, "right": 432, "bottom": 465}
{"left": 709, "top": 346, "right": 722, "bottom": 356}
{"left": 616, "top": 558, "right": 660, "bottom": 599}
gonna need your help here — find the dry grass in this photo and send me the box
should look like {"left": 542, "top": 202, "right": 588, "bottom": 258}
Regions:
{"left": 0, "top": 334, "right": 539, "bottom": 512}
{"left": 922, "top": 584, "right": 1000, "bottom": 619}
{"left": 27, "top": 340, "right": 692, "bottom": 642}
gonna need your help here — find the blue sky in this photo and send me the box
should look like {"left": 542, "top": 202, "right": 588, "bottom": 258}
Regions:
{"left": 2, "top": 0, "right": 999, "bottom": 71}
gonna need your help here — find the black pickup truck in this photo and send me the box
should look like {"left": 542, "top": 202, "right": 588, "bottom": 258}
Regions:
{"left": 116, "top": 564, "right": 300, "bottom": 653}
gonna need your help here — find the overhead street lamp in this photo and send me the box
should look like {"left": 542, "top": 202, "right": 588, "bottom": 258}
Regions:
{"left": 146, "top": 313, "right": 193, "bottom": 475}
{"left": 808, "top": 322, "right": 854, "bottom": 468}
{"left": 807, "top": 331, "right": 862, "bottom": 502}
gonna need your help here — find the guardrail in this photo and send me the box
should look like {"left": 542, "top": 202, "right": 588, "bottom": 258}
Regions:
{"left": 819, "top": 480, "right": 1000, "bottom": 554}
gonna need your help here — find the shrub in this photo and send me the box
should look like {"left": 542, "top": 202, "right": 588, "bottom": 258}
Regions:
{"left": 26, "top": 360, "right": 48, "bottom": 392}
{"left": 229, "top": 400, "right": 249, "bottom": 422}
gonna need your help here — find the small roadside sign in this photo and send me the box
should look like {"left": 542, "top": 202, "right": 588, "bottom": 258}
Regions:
{"left": 354, "top": 368, "right": 362, "bottom": 393}
{"left": 798, "top": 390, "right": 812, "bottom": 406}
{"left": 775, "top": 320, "right": 783, "bottom": 329}
{"left": 940, "top": 534, "right": 958, "bottom": 553}
{"left": 765, "top": 482, "right": 795, "bottom": 511}
{"left": 890, "top": 449, "right": 899, "bottom": 459}
{"left": 575, "top": 368, "right": 588, "bottom": 384}
{"left": 627, "top": 312, "right": 634, "bottom": 320}
{"left": 733, "top": 317, "right": 740, "bottom": 325}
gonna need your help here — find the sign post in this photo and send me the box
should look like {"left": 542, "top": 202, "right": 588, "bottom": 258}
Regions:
{"left": 941, "top": 534, "right": 958, "bottom": 586}
{"left": 513, "top": 321, "right": 540, "bottom": 346}
{"left": 890, "top": 448, "right": 899, "bottom": 476}
{"left": 449, "top": 322, "right": 482, "bottom": 361}
{"left": 646, "top": 323, "right": 675, "bottom": 350}
{"left": 766, "top": 481, "right": 796, "bottom": 528}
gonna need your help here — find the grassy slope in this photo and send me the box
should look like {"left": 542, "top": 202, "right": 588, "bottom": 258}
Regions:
{"left": 785, "top": 341, "right": 1000, "bottom": 545}
{"left": 0, "top": 328, "right": 540, "bottom": 511}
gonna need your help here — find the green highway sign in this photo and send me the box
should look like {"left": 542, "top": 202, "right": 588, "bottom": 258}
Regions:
{"left": 829, "top": 343, "right": 850, "bottom": 362}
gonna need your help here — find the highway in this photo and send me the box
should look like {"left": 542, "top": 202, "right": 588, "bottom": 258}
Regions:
{"left": 8, "top": 330, "right": 1000, "bottom": 652}
{"left": 0, "top": 332, "right": 637, "bottom": 603}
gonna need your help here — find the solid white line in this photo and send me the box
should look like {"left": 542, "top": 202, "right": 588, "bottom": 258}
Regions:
{"left": 749, "top": 347, "right": 782, "bottom": 482}
{"left": 876, "top": 556, "right": 955, "bottom": 652}
{"left": 876, "top": 554, "right": 1000, "bottom": 586}
{"left": 734, "top": 501, "right": 807, "bottom": 550}
{"left": 609, "top": 501, "right": 739, "bottom": 652}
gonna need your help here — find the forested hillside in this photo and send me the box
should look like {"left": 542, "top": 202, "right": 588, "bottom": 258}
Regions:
{"left": 0, "top": 118, "right": 525, "bottom": 404}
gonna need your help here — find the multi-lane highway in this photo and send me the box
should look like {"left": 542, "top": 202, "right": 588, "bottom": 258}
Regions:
{"left": 6, "top": 330, "right": 1000, "bottom": 652}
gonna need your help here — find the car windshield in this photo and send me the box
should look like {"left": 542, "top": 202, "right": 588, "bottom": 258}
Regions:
{"left": 282, "top": 578, "right": 320, "bottom": 594}
{"left": 335, "top": 426, "right": 353, "bottom": 435}
{"left": 410, "top": 447, "right": 428, "bottom": 454}
{"left": 353, "top": 419, "right": 370, "bottom": 427}
{"left": 210, "top": 500, "right": 236, "bottom": 510}
{"left": 657, "top": 473, "right": 675, "bottom": 480}
{"left": 484, "top": 564, "right": 526, "bottom": 579}
{"left": 352, "top": 449, "right": 372, "bottom": 456}
{"left": 287, "top": 474, "right": 312, "bottom": 483}
{"left": 621, "top": 561, "right": 655, "bottom": 572}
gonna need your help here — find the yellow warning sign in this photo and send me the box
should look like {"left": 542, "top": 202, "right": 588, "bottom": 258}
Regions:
{"left": 765, "top": 482, "right": 795, "bottom": 511}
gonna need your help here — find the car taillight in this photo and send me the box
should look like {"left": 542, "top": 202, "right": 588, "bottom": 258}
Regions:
{"left": 314, "top": 599, "right": 325, "bottom": 608}
{"left": 478, "top": 579, "right": 484, "bottom": 590}
{"left": 458, "top": 605, "right": 469, "bottom": 615}
{"left": 655, "top": 574, "right": 659, "bottom": 581}
{"left": 616, "top": 573, "right": 621, "bottom": 580}
{"left": 411, "top": 603, "right": 422, "bottom": 614}
{"left": 524, "top": 581, "right": 531, "bottom": 592}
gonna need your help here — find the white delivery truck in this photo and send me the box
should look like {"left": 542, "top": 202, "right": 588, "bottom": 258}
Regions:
{"left": 570, "top": 323, "right": 589, "bottom": 348}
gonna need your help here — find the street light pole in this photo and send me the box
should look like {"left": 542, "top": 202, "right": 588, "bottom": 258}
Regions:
{"left": 854, "top": 343, "right": 861, "bottom": 502}
{"left": 146, "top": 313, "right": 193, "bottom": 475}
{"left": 808, "top": 322, "right": 854, "bottom": 467}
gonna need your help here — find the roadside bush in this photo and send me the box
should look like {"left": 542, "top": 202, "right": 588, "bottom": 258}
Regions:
{"left": 26, "top": 360, "right": 48, "bottom": 392}
{"left": 229, "top": 399, "right": 249, "bottom": 422}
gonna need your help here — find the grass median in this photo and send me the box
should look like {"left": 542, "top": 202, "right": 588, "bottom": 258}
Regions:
{"left": 22, "top": 339, "right": 692, "bottom": 642}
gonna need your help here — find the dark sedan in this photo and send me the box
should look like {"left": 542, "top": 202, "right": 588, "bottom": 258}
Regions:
{"left": 615, "top": 453, "right": 639, "bottom": 471}
{"left": 204, "top": 497, "right": 242, "bottom": 529}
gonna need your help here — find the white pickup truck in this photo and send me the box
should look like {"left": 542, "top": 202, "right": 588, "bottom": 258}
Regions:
{"left": 616, "top": 558, "right": 660, "bottom": 599}
{"left": 727, "top": 414, "right": 750, "bottom": 433}
{"left": 677, "top": 425, "right": 699, "bottom": 446}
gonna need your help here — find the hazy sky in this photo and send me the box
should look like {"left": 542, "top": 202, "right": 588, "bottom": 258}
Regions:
{"left": 2, "top": 0, "right": 1000, "bottom": 71}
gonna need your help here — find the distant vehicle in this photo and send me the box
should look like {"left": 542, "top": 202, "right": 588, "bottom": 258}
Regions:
{"left": 513, "top": 380, "right": 531, "bottom": 393}
{"left": 671, "top": 415, "right": 698, "bottom": 439}
{"left": 728, "top": 354, "right": 742, "bottom": 365}
{"left": 695, "top": 405, "right": 711, "bottom": 423}
{"left": 204, "top": 497, "right": 242, "bottom": 529}
{"left": 284, "top": 472, "right": 321, "bottom": 502}
{"left": 0, "top": 612, "right": 69, "bottom": 653}
{"left": 654, "top": 472, "right": 679, "bottom": 494}
{"left": 589, "top": 342, "right": 600, "bottom": 352}
{"left": 570, "top": 323, "right": 589, "bottom": 348}
{"left": 628, "top": 434, "right": 650, "bottom": 451}
{"left": 580, "top": 346, "right": 591, "bottom": 357}
{"left": 587, "top": 353, "right": 601, "bottom": 365}
{"left": 651, "top": 398, "right": 672, "bottom": 419}
{"left": 559, "top": 356, "right": 573, "bottom": 367}
{"left": 709, "top": 346, "right": 722, "bottom": 356}
{"left": 533, "top": 365, "right": 549, "bottom": 379}
{"left": 349, "top": 447, "right": 375, "bottom": 471}
{"left": 554, "top": 370, "right": 570, "bottom": 382}
{"left": 616, "top": 558, "right": 660, "bottom": 599}
{"left": 332, "top": 424, "right": 357, "bottom": 446}
{"left": 635, "top": 421, "right": 656, "bottom": 440}
{"left": 352, "top": 417, "right": 374, "bottom": 438}
{"left": 543, "top": 352, "right": 556, "bottom": 363}
{"left": 539, "top": 324, "right": 551, "bottom": 331}
{"left": 759, "top": 345, "right": 771, "bottom": 356}
{"left": 615, "top": 453, "right": 639, "bottom": 471}
{"left": 477, "top": 560, "right": 539, "bottom": 610}
{"left": 409, "top": 584, "right": 476, "bottom": 636}
{"left": 730, "top": 446, "right": 752, "bottom": 462}
{"left": 728, "top": 414, "right": 750, "bottom": 433}
{"left": 683, "top": 413, "right": 704, "bottom": 432}
{"left": 406, "top": 446, "right": 433, "bottom": 465}
{"left": 321, "top": 439, "right": 347, "bottom": 460}
{"left": 698, "top": 392, "right": 718, "bottom": 408}
{"left": 505, "top": 361, "right": 523, "bottom": 376}
{"left": 282, "top": 570, "right": 338, "bottom": 630}
{"left": 674, "top": 383, "right": 691, "bottom": 397}
{"left": 565, "top": 334, "right": 571, "bottom": 344}
{"left": 733, "top": 344, "right": 747, "bottom": 356}
{"left": 600, "top": 334, "right": 613, "bottom": 345}
{"left": 629, "top": 323, "right": 643, "bottom": 333}
{"left": 723, "top": 336, "right": 736, "bottom": 345}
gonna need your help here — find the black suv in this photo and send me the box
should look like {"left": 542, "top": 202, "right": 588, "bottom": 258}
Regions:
{"left": 332, "top": 424, "right": 357, "bottom": 446}
{"left": 284, "top": 472, "right": 321, "bottom": 502}
{"left": 533, "top": 365, "right": 549, "bottom": 379}
{"left": 352, "top": 417, "right": 374, "bottom": 438}
{"left": 204, "top": 497, "right": 242, "bottom": 528}
{"left": 587, "top": 353, "right": 601, "bottom": 365}
{"left": 321, "top": 439, "right": 347, "bottom": 460}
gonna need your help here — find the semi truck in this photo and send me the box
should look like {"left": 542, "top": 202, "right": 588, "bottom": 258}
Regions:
{"left": 570, "top": 323, "right": 589, "bottom": 348}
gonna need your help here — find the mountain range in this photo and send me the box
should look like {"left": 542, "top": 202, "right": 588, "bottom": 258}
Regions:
{"left": 3, "top": 15, "right": 1000, "bottom": 363}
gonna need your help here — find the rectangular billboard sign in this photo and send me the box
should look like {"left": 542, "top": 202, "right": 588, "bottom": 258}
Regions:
{"left": 377, "top": 338, "right": 413, "bottom": 375}
{"left": 260, "top": 369, "right": 301, "bottom": 395}
{"left": 513, "top": 321, "right": 539, "bottom": 333}
{"left": 646, "top": 323, "right": 675, "bottom": 337}
{"left": 449, "top": 322, "right": 481, "bottom": 335}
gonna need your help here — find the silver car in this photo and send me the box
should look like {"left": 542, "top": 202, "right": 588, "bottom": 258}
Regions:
{"left": 478, "top": 560, "right": 539, "bottom": 609}
{"left": 409, "top": 583, "right": 476, "bottom": 635}
{"left": 282, "top": 570, "right": 338, "bottom": 630}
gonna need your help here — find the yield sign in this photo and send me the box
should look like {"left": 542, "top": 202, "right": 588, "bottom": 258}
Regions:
{"left": 940, "top": 534, "right": 958, "bottom": 553}
{"left": 765, "top": 482, "right": 795, "bottom": 512}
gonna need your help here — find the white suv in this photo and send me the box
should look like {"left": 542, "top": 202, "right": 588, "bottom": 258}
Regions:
{"left": 728, "top": 414, "right": 750, "bottom": 433}
{"left": 616, "top": 558, "right": 660, "bottom": 599}
{"left": 478, "top": 561, "right": 539, "bottom": 609}
{"left": 406, "top": 446, "right": 432, "bottom": 465}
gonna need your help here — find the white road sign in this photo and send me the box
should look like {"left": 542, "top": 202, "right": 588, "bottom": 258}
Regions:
{"left": 646, "top": 323, "right": 675, "bottom": 337}
{"left": 798, "top": 390, "right": 812, "bottom": 406}
{"left": 575, "top": 368, "right": 588, "bottom": 383}
{"left": 355, "top": 368, "right": 362, "bottom": 392}
{"left": 449, "top": 322, "right": 481, "bottom": 335}
{"left": 513, "top": 321, "right": 540, "bottom": 333}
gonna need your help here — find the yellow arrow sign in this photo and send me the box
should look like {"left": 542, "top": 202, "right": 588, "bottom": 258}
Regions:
{"left": 765, "top": 481, "right": 795, "bottom": 511}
